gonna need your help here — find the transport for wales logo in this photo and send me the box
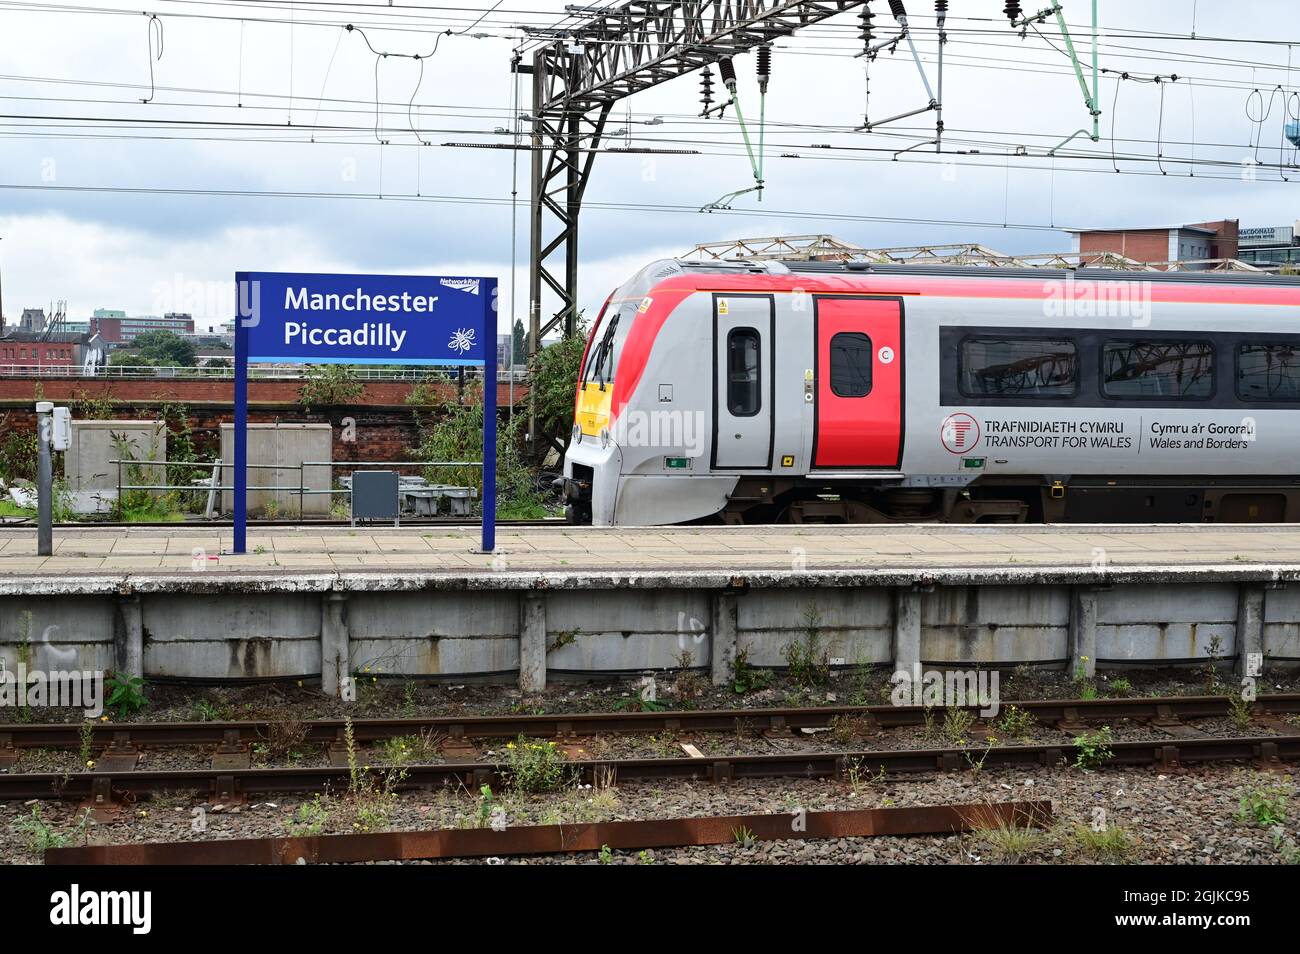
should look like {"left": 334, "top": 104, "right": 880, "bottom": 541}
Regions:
{"left": 941, "top": 412, "right": 980, "bottom": 453}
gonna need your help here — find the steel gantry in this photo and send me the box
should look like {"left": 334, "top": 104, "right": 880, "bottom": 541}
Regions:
{"left": 520, "top": 0, "right": 868, "bottom": 370}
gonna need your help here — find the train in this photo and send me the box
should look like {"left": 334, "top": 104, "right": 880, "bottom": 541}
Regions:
{"left": 559, "top": 258, "right": 1300, "bottom": 526}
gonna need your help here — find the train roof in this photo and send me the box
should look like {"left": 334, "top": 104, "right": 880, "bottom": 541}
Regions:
{"left": 673, "top": 258, "right": 1300, "bottom": 286}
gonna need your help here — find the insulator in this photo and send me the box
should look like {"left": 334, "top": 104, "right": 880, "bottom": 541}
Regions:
{"left": 1004, "top": 1, "right": 1022, "bottom": 23}
{"left": 889, "top": 0, "right": 907, "bottom": 22}
{"left": 718, "top": 56, "right": 737, "bottom": 92}
{"left": 756, "top": 44, "right": 772, "bottom": 94}
{"left": 858, "top": 2, "right": 876, "bottom": 50}
{"left": 699, "top": 67, "right": 714, "bottom": 112}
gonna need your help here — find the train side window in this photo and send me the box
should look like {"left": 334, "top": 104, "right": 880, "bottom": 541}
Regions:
{"left": 959, "top": 336, "right": 1078, "bottom": 398}
{"left": 1102, "top": 340, "right": 1214, "bottom": 399}
{"left": 726, "top": 327, "right": 761, "bottom": 416}
{"left": 829, "top": 332, "right": 873, "bottom": 397}
{"left": 1237, "top": 342, "right": 1300, "bottom": 401}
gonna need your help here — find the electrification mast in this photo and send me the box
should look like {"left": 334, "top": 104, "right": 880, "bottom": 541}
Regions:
{"left": 520, "top": 0, "right": 868, "bottom": 449}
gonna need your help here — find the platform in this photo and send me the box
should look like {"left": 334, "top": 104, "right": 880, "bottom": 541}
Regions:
{"left": 5, "top": 522, "right": 1300, "bottom": 582}
{"left": 1, "top": 524, "right": 1298, "bottom": 689}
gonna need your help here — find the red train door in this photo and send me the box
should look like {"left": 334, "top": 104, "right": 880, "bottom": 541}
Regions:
{"left": 812, "top": 296, "right": 904, "bottom": 469}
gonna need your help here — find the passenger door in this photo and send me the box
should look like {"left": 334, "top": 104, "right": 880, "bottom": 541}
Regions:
{"left": 812, "top": 296, "right": 904, "bottom": 469}
{"left": 713, "top": 294, "right": 774, "bottom": 469}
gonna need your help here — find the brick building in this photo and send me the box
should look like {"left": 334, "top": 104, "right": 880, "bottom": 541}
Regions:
{"left": 0, "top": 330, "right": 105, "bottom": 369}
{"left": 90, "top": 311, "right": 194, "bottom": 345}
{"left": 1066, "top": 219, "right": 1240, "bottom": 266}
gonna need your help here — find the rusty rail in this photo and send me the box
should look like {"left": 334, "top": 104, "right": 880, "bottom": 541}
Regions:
{"left": 45, "top": 800, "right": 1054, "bottom": 864}
{"left": 8, "top": 734, "right": 1298, "bottom": 804}
{"left": 3, "top": 693, "right": 1295, "bottom": 752}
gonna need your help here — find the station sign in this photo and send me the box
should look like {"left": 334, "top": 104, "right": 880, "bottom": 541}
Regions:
{"left": 233, "top": 270, "right": 499, "bottom": 554}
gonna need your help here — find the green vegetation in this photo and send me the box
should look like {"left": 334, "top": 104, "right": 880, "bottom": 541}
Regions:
{"left": 994, "top": 705, "right": 1037, "bottom": 743}
{"left": 502, "top": 737, "right": 570, "bottom": 793}
{"left": 1237, "top": 784, "right": 1288, "bottom": 828}
{"left": 105, "top": 672, "right": 147, "bottom": 719}
{"left": 1070, "top": 823, "right": 1134, "bottom": 863}
{"left": 1073, "top": 725, "right": 1115, "bottom": 770}
{"left": 108, "top": 330, "right": 197, "bottom": 368}
{"left": 0, "top": 425, "right": 38, "bottom": 484}
{"left": 730, "top": 648, "right": 772, "bottom": 695}
{"left": 783, "top": 603, "right": 830, "bottom": 690}
{"left": 11, "top": 805, "right": 92, "bottom": 858}
{"left": 287, "top": 796, "right": 332, "bottom": 837}
{"left": 299, "top": 364, "right": 364, "bottom": 409}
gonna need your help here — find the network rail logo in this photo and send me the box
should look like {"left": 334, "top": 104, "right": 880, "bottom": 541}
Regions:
{"left": 440, "top": 278, "right": 481, "bottom": 295}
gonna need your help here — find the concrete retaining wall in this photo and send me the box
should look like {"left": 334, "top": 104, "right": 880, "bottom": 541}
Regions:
{"left": 0, "top": 569, "right": 1295, "bottom": 691}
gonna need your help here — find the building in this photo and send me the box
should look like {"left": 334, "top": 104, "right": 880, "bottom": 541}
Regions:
{"left": 90, "top": 311, "right": 195, "bottom": 345}
{"left": 1065, "top": 219, "right": 1239, "bottom": 267}
{"left": 0, "top": 330, "right": 105, "bottom": 370}
{"left": 1237, "top": 223, "right": 1300, "bottom": 268}
{"left": 18, "top": 308, "right": 45, "bottom": 333}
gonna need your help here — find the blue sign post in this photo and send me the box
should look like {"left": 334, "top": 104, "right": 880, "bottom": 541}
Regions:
{"left": 233, "top": 271, "right": 498, "bottom": 554}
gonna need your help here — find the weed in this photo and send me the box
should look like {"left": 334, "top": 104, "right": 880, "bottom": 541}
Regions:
{"left": 844, "top": 756, "right": 885, "bottom": 791}
{"left": 262, "top": 719, "right": 308, "bottom": 761}
{"left": 994, "top": 705, "right": 1036, "bottom": 743}
{"left": 732, "top": 825, "right": 756, "bottom": 848}
{"left": 475, "top": 785, "right": 497, "bottom": 829}
{"left": 379, "top": 729, "right": 442, "bottom": 766}
{"left": 1070, "top": 823, "right": 1134, "bottom": 863}
{"left": 12, "top": 805, "right": 92, "bottom": 857}
{"left": 783, "top": 604, "right": 830, "bottom": 690}
{"left": 829, "top": 714, "right": 872, "bottom": 745}
{"left": 104, "top": 672, "right": 147, "bottom": 719}
{"left": 977, "top": 816, "right": 1046, "bottom": 863}
{"left": 1108, "top": 677, "right": 1133, "bottom": 696}
{"left": 1073, "top": 725, "right": 1115, "bottom": 770}
{"left": 731, "top": 648, "right": 772, "bottom": 695}
{"left": 597, "top": 844, "right": 612, "bottom": 864}
{"left": 1203, "top": 635, "right": 1225, "bottom": 694}
{"left": 637, "top": 850, "right": 654, "bottom": 865}
{"left": 1072, "top": 659, "right": 1097, "bottom": 700}
{"left": 1227, "top": 692, "right": 1254, "bottom": 730}
{"left": 287, "top": 795, "right": 332, "bottom": 837}
{"left": 1237, "top": 784, "right": 1288, "bottom": 828}
{"left": 942, "top": 706, "right": 976, "bottom": 746}
{"left": 502, "top": 737, "right": 570, "bottom": 794}
{"left": 343, "top": 717, "right": 405, "bottom": 832}
{"left": 78, "top": 721, "right": 94, "bottom": 768}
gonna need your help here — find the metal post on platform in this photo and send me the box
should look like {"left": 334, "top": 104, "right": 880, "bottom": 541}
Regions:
{"left": 35, "top": 400, "right": 53, "bottom": 556}
{"left": 233, "top": 273, "right": 250, "bottom": 554}
{"left": 481, "top": 282, "right": 498, "bottom": 554}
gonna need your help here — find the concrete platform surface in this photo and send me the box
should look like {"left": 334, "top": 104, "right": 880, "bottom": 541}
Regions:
{"left": 3, "top": 523, "right": 1300, "bottom": 592}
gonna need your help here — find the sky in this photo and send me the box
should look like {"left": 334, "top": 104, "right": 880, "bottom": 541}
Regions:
{"left": 1, "top": 0, "right": 1299, "bottom": 334}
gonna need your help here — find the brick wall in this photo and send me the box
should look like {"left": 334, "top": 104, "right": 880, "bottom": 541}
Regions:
{"left": 0, "top": 375, "right": 529, "bottom": 468}
{"left": 1079, "top": 230, "right": 1171, "bottom": 263}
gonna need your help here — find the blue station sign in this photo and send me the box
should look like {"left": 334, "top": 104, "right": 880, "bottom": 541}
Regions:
{"left": 231, "top": 270, "right": 499, "bottom": 557}
{"left": 237, "top": 271, "right": 495, "bottom": 365}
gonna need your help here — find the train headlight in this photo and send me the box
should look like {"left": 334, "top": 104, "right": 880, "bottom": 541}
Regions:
{"left": 572, "top": 423, "right": 581, "bottom": 443}
{"left": 600, "top": 428, "right": 610, "bottom": 449}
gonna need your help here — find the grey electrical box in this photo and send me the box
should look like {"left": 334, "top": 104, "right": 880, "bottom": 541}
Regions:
{"left": 350, "top": 470, "right": 399, "bottom": 524}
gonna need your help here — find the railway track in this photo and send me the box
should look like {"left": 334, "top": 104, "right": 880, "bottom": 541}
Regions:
{"left": 2, "top": 693, "right": 1296, "bottom": 752}
{"left": 7, "top": 734, "right": 1298, "bottom": 803}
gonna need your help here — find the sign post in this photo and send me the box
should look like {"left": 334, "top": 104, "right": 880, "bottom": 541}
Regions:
{"left": 233, "top": 271, "right": 498, "bottom": 554}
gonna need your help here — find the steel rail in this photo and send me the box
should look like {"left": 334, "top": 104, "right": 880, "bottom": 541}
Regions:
{"left": 1, "top": 694, "right": 1295, "bottom": 752}
{"left": 45, "top": 801, "right": 1054, "bottom": 865}
{"left": 8, "top": 735, "right": 1298, "bottom": 803}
